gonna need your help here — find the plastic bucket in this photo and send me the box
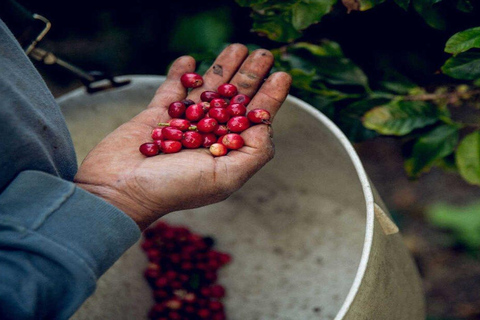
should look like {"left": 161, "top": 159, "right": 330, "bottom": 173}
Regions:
{"left": 58, "top": 75, "right": 425, "bottom": 320}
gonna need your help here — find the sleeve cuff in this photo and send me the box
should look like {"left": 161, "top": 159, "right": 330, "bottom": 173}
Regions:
{"left": 0, "top": 170, "right": 141, "bottom": 277}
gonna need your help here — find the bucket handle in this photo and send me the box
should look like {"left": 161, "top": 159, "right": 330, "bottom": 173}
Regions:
{"left": 373, "top": 203, "right": 399, "bottom": 235}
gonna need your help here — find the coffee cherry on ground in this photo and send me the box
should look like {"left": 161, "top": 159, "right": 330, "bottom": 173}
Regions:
{"left": 142, "top": 222, "right": 231, "bottom": 320}
{"left": 140, "top": 143, "right": 160, "bottom": 157}
{"left": 197, "top": 117, "right": 219, "bottom": 133}
{"left": 162, "top": 127, "right": 183, "bottom": 141}
{"left": 230, "top": 94, "right": 251, "bottom": 105}
{"left": 197, "top": 309, "right": 211, "bottom": 319}
{"left": 218, "top": 253, "right": 232, "bottom": 265}
{"left": 221, "top": 133, "right": 244, "bottom": 150}
{"left": 217, "top": 83, "right": 238, "bottom": 98}
{"left": 226, "top": 103, "right": 247, "bottom": 117}
{"left": 180, "top": 73, "right": 203, "bottom": 88}
{"left": 151, "top": 128, "right": 164, "bottom": 140}
{"left": 209, "top": 285, "right": 226, "bottom": 299}
{"left": 227, "top": 116, "right": 250, "bottom": 132}
{"left": 168, "top": 101, "right": 186, "bottom": 118}
{"left": 202, "top": 133, "right": 217, "bottom": 148}
{"left": 182, "top": 131, "right": 203, "bottom": 149}
{"left": 210, "top": 98, "right": 228, "bottom": 109}
{"left": 161, "top": 140, "right": 182, "bottom": 154}
{"left": 185, "top": 104, "right": 205, "bottom": 121}
{"left": 181, "top": 99, "right": 195, "bottom": 107}
{"left": 200, "top": 91, "right": 221, "bottom": 102}
{"left": 209, "top": 143, "right": 227, "bottom": 157}
{"left": 213, "top": 124, "right": 228, "bottom": 136}
{"left": 247, "top": 108, "right": 271, "bottom": 124}
{"left": 209, "top": 301, "right": 224, "bottom": 312}
{"left": 212, "top": 313, "right": 226, "bottom": 320}
{"left": 208, "top": 107, "right": 230, "bottom": 123}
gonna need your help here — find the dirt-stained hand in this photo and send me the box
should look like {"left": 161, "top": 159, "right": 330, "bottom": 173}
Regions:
{"left": 74, "top": 44, "right": 292, "bottom": 230}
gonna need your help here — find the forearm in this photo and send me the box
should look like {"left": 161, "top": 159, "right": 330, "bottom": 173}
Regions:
{"left": 0, "top": 171, "right": 140, "bottom": 319}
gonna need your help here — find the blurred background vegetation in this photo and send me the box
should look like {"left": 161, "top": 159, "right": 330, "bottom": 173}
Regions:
{"left": 17, "top": 0, "right": 480, "bottom": 318}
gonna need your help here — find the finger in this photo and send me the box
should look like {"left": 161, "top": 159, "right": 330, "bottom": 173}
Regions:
{"left": 246, "top": 71, "right": 292, "bottom": 122}
{"left": 147, "top": 55, "right": 196, "bottom": 110}
{"left": 217, "top": 125, "right": 275, "bottom": 190}
{"left": 229, "top": 49, "right": 274, "bottom": 98}
{"left": 187, "top": 44, "right": 249, "bottom": 102}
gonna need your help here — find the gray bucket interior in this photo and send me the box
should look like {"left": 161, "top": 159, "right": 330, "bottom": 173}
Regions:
{"left": 61, "top": 76, "right": 367, "bottom": 320}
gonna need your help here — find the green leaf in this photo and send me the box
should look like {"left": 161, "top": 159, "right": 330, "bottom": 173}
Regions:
{"left": 243, "top": 0, "right": 337, "bottom": 42}
{"left": 342, "top": 0, "right": 386, "bottom": 12}
{"left": 292, "top": 0, "right": 336, "bottom": 31}
{"left": 455, "top": 131, "right": 480, "bottom": 185}
{"left": 359, "top": 0, "right": 387, "bottom": 11}
{"left": 236, "top": 0, "right": 269, "bottom": 6}
{"left": 405, "top": 124, "right": 459, "bottom": 177}
{"left": 394, "top": 0, "right": 410, "bottom": 10}
{"left": 338, "top": 98, "right": 388, "bottom": 142}
{"left": 412, "top": 0, "right": 446, "bottom": 30}
{"left": 445, "top": 27, "right": 480, "bottom": 55}
{"left": 442, "top": 52, "right": 480, "bottom": 80}
{"left": 427, "top": 202, "right": 480, "bottom": 249}
{"left": 285, "top": 42, "right": 370, "bottom": 88}
{"left": 251, "top": 12, "right": 301, "bottom": 42}
{"left": 457, "top": 0, "right": 473, "bottom": 13}
{"left": 363, "top": 100, "right": 440, "bottom": 136}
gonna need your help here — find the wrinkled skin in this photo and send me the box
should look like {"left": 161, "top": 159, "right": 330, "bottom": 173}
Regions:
{"left": 74, "top": 44, "right": 292, "bottom": 230}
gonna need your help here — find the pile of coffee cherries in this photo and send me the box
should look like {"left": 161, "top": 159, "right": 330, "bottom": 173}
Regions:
{"left": 139, "top": 72, "right": 271, "bottom": 157}
{"left": 142, "top": 222, "right": 232, "bottom": 320}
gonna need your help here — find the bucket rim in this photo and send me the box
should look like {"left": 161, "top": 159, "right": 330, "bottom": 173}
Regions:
{"left": 57, "top": 75, "right": 376, "bottom": 319}
{"left": 286, "top": 95, "right": 374, "bottom": 320}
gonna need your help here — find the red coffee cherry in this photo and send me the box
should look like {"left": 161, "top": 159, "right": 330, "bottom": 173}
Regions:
{"left": 161, "top": 140, "right": 182, "bottom": 154}
{"left": 197, "top": 117, "right": 219, "bottom": 133}
{"left": 227, "top": 116, "right": 250, "bottom": 132}
{"left": 202, "top": 133, "right": 217, "bottom": 148}
{"left": 151, "top": 128, "right": 164, "bottom": 140}
{"left": 209, "top": 143, "right": 227, "bottom": 157}
{"left": 168, "top": 101, "right": 186, "bottom": 118}
{"left": 213, "top": 124, "right": 228, "bottom": 136}
{"left": 185, "top": 104, "right": 205, "bottom": 121}
{"left": 217, "top": 83, "right": 237, "bottom": 98}
{"left": 230, "top": 94, "right": 250, "bottom": 105}
{"left": 182, "top": 131, "right": 203, "bottom": 149}
{"left": 200, "top": 91, "right": 221, "bottom": 102}
{"left": 226, "top": 103, "right": 247, "bottom": 117}
{"left": 247, "top": 108, "right": 271, "bottom": 124}
{"left": 181, "top": 73, "right": 203, "bottom": 88}
{"left": 208, "top": 108, "right": 230, "bottom": 123}
{"left": 162, "top": 127, "right": 183, "bottom": 141}
{"left": 139, "top": 143, "right": 159, "bottom": 157}
{"left": 221, "top": 133, "right": 244, "bottom": 150}
{"left": 210, "top": 98, "right": 228, "bottom": 109}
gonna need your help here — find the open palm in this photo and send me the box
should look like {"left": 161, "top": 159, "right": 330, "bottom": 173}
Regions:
{"left": 74, "top": 44, "right": 291, "bottom": 230}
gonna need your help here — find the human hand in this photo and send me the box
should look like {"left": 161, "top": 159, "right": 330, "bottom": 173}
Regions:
{"left": 74, "top": 44, "right": 292, "bottom": 230}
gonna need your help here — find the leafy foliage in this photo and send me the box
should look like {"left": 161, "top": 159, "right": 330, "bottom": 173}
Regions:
{"left": 236, "top": 0, "right": 337, "bottom": 42}
{"left": 230, "top": 0, "right": 480, "bottom": 185}
{"left": 427, "top": 202, "right": 480, "bottom": 249}
{"left": 363, "top": 100, "right": 440, "bottom": 136}
{"left": 442, "top": 52, "right": 480, "bottom": 80}
{"left": 445, "top": 26, "right": 480, "bottom": 55}
{"left": 456, "top": 131, "right": 480, "bottom": 185}
{"left": 405, "top": 124, "right": 459, "bottom": 177}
